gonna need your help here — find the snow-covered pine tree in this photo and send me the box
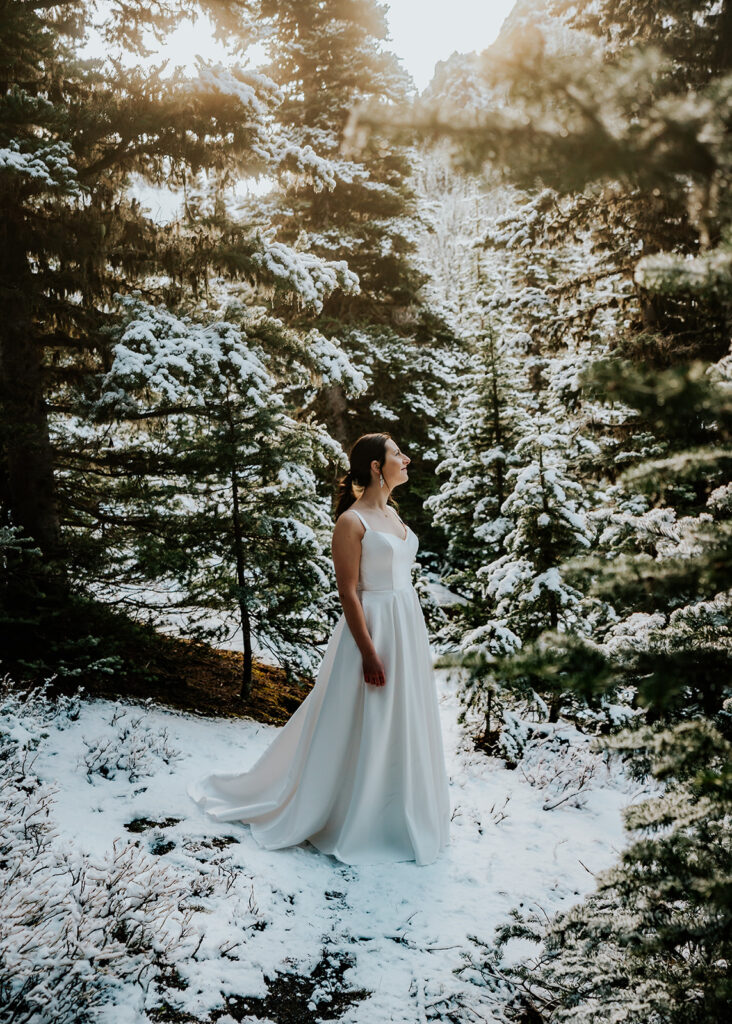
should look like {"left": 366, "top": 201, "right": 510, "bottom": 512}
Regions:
{"left": 461, "top": 352, "right": 732, "bottom": 1024}
{"left": 484, "top": 0, "right": 732, "bottom": 725}
{"left": 413, "top": 61, "right": 505, "bottom": 324}
{"left": 424, "top": 321, "right": 527, "bottom": 743}
{"left": 361, "top": 0, "right": 732, "bottom": 1016}
{"left": 256, "top": 0, "right": 421, "bottom": 311}
{"left": 549, "top": 0, "right": 732, "bottom": 88}
{"left": 91, "top": 297, "right": 361, "bottom": 698}
{"left": 414, "top": 141, "right": 521, "bottom": 584}
{"left": 240, "top": 0, "right": 463, "bottom": 550}
{"left": 476, "top": 406, "right": 596, "bottom": 717}
{"left": 0, "top": 0, "right": 360, "bottom": 681}
{"left": 426, "top": 324, "right": 524, "bottom": 594}
{"left": 411, "top": 143, "right": 510, "bottom": 586}
{"left": 427, "top": 333, "right": 604, "bottom": 738}
{"left": 410, "top": 40, "right": 628, "bottom": 714}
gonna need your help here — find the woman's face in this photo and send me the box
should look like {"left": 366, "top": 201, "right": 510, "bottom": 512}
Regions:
{"left": 381, "top": 438, "right": 410, "bottom": 488}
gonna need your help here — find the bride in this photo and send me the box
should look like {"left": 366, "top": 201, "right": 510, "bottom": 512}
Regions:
{"left": 187, "top": 432, "right": 451, "bottom": 866}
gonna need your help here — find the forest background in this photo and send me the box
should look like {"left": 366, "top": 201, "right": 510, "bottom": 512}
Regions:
{"left": 1, "top": 1, "right": 730, "bottom": 1022}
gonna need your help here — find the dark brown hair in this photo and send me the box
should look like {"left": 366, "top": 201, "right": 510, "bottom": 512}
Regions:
{"left": 334, "top": 432, "right": 400, "bottom": 520}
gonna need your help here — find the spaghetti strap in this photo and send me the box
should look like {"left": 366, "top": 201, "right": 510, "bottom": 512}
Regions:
{"left": 350, "top": 508, "right": 370, "bottom": 531}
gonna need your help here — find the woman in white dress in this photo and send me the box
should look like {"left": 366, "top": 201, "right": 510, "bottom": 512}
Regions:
{"left": 187, "top": 433, "right": 451, "bottom": 866}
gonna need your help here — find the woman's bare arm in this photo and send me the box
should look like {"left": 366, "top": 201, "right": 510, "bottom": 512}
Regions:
{"left": 331, "top": 511, "right": 374, "bottom": 656}
{"left": 331, "top": 511, "right": 386, "bottom": 686}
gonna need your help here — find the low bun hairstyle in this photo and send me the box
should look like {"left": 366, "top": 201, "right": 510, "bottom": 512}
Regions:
{"left": 334, "top": 432, "right": 400, "bottom": 520}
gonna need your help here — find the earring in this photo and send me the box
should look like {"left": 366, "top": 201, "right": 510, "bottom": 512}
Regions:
{"left": 379, "top": 472, "right": 384, "bottom": 488}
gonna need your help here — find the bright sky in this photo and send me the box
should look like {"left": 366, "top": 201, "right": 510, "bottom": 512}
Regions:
{"left": 386, "top": 0, "right": 517, "bottom": 91}
{"left": 83, "top": 1, "right": 518, "bottom": 94}
{"left": 81, "top": 1, "right": 518, "bottom": 218}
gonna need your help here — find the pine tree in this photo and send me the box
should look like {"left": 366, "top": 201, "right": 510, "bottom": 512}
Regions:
{"left": 426, "top": 324, "right": 524, "bottom": 590}
{"left": 90, "top": 296, "right": 350, "bottom": 698}
{"left": 0, "top": 0, "right": 360, "bottom": 680}
{"left": 549, "top": 0, "right": 732, "bottom": 87}
{"left": 352, "top": 2, "right": 732, "bottom": 367}
{"left": 256, "top": 0, "right": 422, "bottom": 310}
{"left": 393, "top": 49, "right": 630, "bottom": 743}
{"left": 458, "top": 356, "right": 732, "bottom": 1024}
{"left": 352, "top": 1, "right": 732, "bottom": 1016}
{"left": 240, "top": 0, "right": 463, "bottom": 550}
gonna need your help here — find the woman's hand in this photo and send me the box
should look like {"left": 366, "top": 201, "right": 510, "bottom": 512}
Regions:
{"left": 362, "top": 649, "right": 386, "bottom": 687}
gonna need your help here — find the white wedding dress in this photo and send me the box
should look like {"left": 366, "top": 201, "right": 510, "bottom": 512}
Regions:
{"left": 187, "top": 507, "right": 451, "bottom": 866}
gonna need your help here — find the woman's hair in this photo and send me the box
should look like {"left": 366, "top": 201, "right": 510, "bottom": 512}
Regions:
{"left": 334, "top": 432, "right": 399, "bottom": 520}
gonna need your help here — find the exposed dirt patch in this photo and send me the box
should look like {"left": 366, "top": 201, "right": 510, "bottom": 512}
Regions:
{"left": 148, "top": 950, "right": 370, "bottom": 1024}
{"left": 56, "top": 630, "right": 315, "bottom": 726}
{"left": 125, "top": 816, "right": 182, "bottom": 833}
{"left": 471, "top": 727, "right": 502, "bottom": 756}
{"left": 212, "top": 950, "right": 370, "bottom": 1023}
{"left": 146, "top": 1004, "right": 202, "bottom": 1024}
{"left": 150, "top": 838, "right": 177, "bottom": 856}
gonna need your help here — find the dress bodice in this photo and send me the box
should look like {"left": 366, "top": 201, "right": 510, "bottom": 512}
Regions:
{"left": 349, "top": 507, "right": 419, "bottom": 593}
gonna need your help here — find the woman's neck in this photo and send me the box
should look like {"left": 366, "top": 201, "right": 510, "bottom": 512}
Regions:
{"left": 357, "top": 485, "right": 391, "bottom": 511}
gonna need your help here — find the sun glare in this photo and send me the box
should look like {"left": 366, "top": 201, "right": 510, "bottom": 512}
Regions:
{"left": 82, "top": 1, "right": 517, "bottom": 93}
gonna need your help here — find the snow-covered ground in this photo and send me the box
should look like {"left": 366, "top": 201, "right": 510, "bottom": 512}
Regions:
{"left": 2, "top": 666, "right": 647, "bottom": 1024}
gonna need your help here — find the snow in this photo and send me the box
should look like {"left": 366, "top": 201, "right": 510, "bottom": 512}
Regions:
{"left": 525, "top": 566, "right": 577, "bottom": 604}
{"left": 0, "top": 139, "right": 83, "bottom": 196}
{"left": 192, "top": 62, "right": 283, "bottom": 115}
{"left": 634, "top": 238, "right": 732, "bottom": 293}
{"left": 273, "top": 142, "right": 372, "bottom": 193}
{"left": 98, "top": 300, "right": 274, "bottom": 411}
{"left": 461, "top": 620, "right": 521, "bottom": 656}
{"left": 306, "top": 330, "right": 368, "bottom": 391}
{"left": 250, "top": 240, "right": 360, "bottom": 312}
{"left": 5, "top": 669, "right": 642, "bottom": 1022}
{"left": 426, "top": 578, "right": 469, "bottom": 607}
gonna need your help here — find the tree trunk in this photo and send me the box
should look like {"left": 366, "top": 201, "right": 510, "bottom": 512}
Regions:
{"left": 488, "top": 331, "right": 505, "bottom": 506}
{"left": 230, "top": 462, "right": 253, "bottom": 701}
{"left": 0, "top": 317, "right": 68, "bottom": 670}
{"left": 712, "top": 1, "right": 732, "bottom": 75}
{"left": 239, "top": 591, "right": 253, "bottom": 701}
{"left": 484, "top": 689, "right": 493, "bottom": 741}
{"left": 0, "top": 324, "right": 60, "bottom": 557}
{"left": 548, "top": 691, "right": 561, "bottom": 723}
{"left": 320, "top": 381, "right": 350, "bottom": 448}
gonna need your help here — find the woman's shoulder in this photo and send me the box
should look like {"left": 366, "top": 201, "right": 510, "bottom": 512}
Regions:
{"left": 334, "top": 505, "right": 365, "bottom": 533}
